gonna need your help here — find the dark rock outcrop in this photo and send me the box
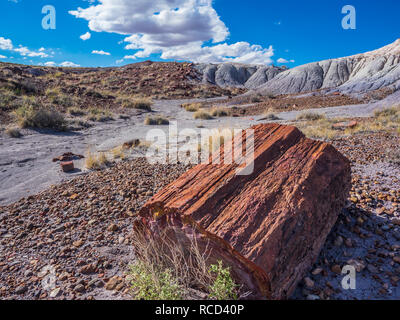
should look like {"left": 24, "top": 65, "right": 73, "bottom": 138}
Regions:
{"left": 137, "top": 123, "right": 351, "bottom": 299}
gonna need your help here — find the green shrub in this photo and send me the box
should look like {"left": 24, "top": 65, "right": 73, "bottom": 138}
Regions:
{"left": 208, "top": 261, "right": 238, "bottom": 300}
{"left": 129, "top": 262, "right": 183, "bottom": 300}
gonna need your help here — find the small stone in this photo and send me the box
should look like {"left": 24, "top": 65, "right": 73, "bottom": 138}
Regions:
{"left": 334, "top": 236, "right": 343, "bottom": 247}
{"left": 331, "top": 264, "right": 342, "bottom": 274}
{"left": 344, "top": 238, "right": 353, "bottom": 248}
{"left": 107, "top": 224, "right": 118, "bottom": 232}
{"left": 392, "top": 219, "right": 400, "bottom": 226}
{"left": 59, "top": 272, "right": 69, "bottom": 281}
{"left": 306, "top": 294, "right": 320, "bottom": 300}
{"left": 15, "top": 285, "right": 28, "bottom": 294}
{"left": 393, "top": 256, "right": 400, "bottom": 264}
{"left": 367, "top": 264, "right": 378, "bottom": 273}
{"left": 304, "top": 277, "right": 314, "bottom": 288}
{"left": 105, "top": 276, "right": 120, "bottom": 290}
{"left": 80, "top": 264, "right": 96, "bottom": 275}
{"left": 61, "top": 161, "right": 74, "bottom": 173}
{"left": 24, "top": 270, "right": 33, "bottom": 277}
{"left": 311, "top": 268, "right": 323, "bottom": 276}
{"left": 73, "top": 240, "right": 84, "bottom": 247}
{"left": 49, "top": 287, "right": 61, "bottom": 298}
{"left": 74, "top": 284, "right": 85, "bottom": 293}
{"left": 347, "top": 259, "right": 365, "bottom": 272}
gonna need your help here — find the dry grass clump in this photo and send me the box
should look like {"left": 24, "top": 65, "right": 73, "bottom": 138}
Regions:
{"left": 87, "top": 108, "right": 114, "bottom": 122}
{"left": 250, "top": 94, "right": 263, "bottom": 103}
{"left": 111, "top": 146, "right": 126, "bottom": 160}
{"left": 181, "top": 102, "right": 201, "bottom": 112}
{"left": 194, "top": 110, "right": 213, "bottom": 120}
{"left": 262, "top": 109, "right": 281, "bottom": 121}
{"left": 67, "top": 107, "right": 86, "bottom": 117}
{"left": 14, "top": 105, "right": 66, "bottom": 130}
{"left": 297, "top": 119, "right": 339, "bottom": 140}
{"left": 144, "top": 115, "right": 169, "bottom": 125}
{"left": 211, "top": 108, "right": 228, "bottom": 117}
{"left": 296, "top": 111, "right": 326, "bottom": 121}
{"left": 5, "top": 127, "right": 22, "bottom": 138}
{"left": 85, "top": 150, "right": 110, "bottom": 169}
{"left": 198, "top": 128, "right": 235, "bottom": 154}
{"left": 129, "top": 227, "right": 239, "bottom": 300}
{"left": 297, "top": 106, "right": 400, "bottom": 140}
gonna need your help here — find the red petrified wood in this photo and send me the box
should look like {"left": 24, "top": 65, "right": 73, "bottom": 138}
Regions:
{"left": 137, "top": 123, "right": 351, "bottom": 299}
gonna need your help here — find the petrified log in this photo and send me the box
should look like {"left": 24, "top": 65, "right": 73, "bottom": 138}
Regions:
{"left": 137, "top": 123, "right": 351, "bottom": 299}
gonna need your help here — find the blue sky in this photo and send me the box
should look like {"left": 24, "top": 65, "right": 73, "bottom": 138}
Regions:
{"left": 1, "top": 0, "right": 399, "bottom": 68}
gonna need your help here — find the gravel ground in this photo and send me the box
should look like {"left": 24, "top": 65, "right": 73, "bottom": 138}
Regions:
{"left": 0, "top": 158, "right": 189, "bottom": 300}
{"left": 292, "top": 132, "right": 400, "bottom": 300}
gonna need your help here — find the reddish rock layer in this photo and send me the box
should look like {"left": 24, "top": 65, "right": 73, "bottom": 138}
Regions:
{"left": 138, "top": 123, "right": 351, "bottom": 299}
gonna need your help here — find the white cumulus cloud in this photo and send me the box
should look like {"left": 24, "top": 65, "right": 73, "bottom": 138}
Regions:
{"left": 0, "top": 55, "right": 7, "bottom": 59}
{"left": 277, "top": 58, "right": 295, "bottom": 64}
{"left": 80, "top": 32, "right": 91, "bottom": 40}
{"left": 60, "top": 61, "right": 81, "bottom": 67}
{"left": 92, "top": 50, "right": 111, "bottom": 55}
{"left": 69, "top": 0, "right": 275, "bottom": 65}
{"left": 0, "top": 36, "right": 50, "bottom": 58}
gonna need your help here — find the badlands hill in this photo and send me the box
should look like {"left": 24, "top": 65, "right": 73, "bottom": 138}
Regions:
{"left": 256, "top": 39, "right": 400, "bottom": 95}
{"left": 195, "top": 63, "right": 286, "bottom": 89}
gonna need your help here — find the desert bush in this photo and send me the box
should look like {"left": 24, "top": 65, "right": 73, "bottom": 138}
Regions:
{"left": 14, "top": 105, "right": 66, "bottom": 130}
{"left": 250, "top": 94, "right": 263, "bottom": 103}
{"left": 50, "top": 93, "right": 76, "bottom": 107}
{"left": 263, "top": 111, "right": 281, "bottom": 121}
{"left": 211, "top": 108, "right": 228, "bottom": 117}
{"left": 0, "top": 88, "right": 18, "bottom": 110}
{"left": 374, "top": 107, "right": 398, "bottom": 118}
{"left": 296, "top": 112, "right": 326, "bottom": 121}
{"left": 128, "top": 227, "right": 238, "bottom": 300}
{"left": 5, "top": 127, "right": 22, "bottom": 138}
{"left": 129, "top": 261, "right": 183, "bottom": 300}
{"left": 144, "top": 115, "right": 169, "bottom": 125}
{"left": 45, "top": 87, "right": 61, "bottom": 97}
{"left": 181, "top": 103, "right": 201, "bottom": 112}
{"left": 68, "top": 107, "right": 86, "bottom": 116}
{"left": 194, "top": 110, "right": 213, "bottom": 120}
{"left": 111, "top": 146, "right": 126, "bottom": 159}
{"left": 133, "top": 98, "right": 153, "bottom": 111}
{"left": 85, "top": 150, "right": 109, "bottom": 169}
{"left": 87, "top": 108, "right": 114, "bottom": 122}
